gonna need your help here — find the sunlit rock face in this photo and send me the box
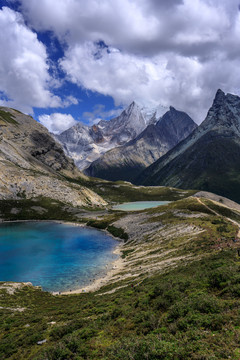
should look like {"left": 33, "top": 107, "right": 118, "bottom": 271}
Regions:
{"left": 0, "top": 107, "right": 107, "bottom": 207}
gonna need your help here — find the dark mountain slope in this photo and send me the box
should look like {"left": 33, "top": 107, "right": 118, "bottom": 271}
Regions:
{"left": 137, "top": 90, "right": 240, "bottom": 202}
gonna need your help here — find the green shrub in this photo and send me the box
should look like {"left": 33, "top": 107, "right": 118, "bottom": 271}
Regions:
{"left": 86, "top": 219, "right": 108, "bottom": 229}
{"left": 208, "top": 268, "right": 232, "bottom": 289}
{"left": 42, "top": 343, "right": 73, "bottom": 360}
{"left": 106, "top": 335, "right": 183, "bottom": 360}
{"left": 107, "top": 225, "right": 129, "bottom": 241}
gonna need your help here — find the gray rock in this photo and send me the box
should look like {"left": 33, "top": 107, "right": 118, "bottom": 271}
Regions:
{"left": 56, "top": 102, "right": 169, "bottom": 170}
{"left": 85, "top": 107, "right": 197, "bottom": 182}
{"left": 0, "top": 107, "right": 107, "bottom": 207}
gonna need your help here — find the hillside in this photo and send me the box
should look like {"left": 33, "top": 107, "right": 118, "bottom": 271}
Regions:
{"left": 0, "top": 107, "right": 106, "bottom": 207}
{"left": 0, "top": 194, "right": 240, "bottom": 359}
{"left": 137, "top": 90, "right": 240, "bottom": 203}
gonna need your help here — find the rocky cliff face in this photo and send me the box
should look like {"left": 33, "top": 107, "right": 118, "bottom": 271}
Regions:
{"left": 137, "top": 90, "right": 240, "bottom": 202}
{"left": 0, "top": 107, "right": 107, "bottom": 207}
{"left": 56, "top": 102, "right": 169, "bottom": 170}
{"left": 84, "top": 107, "right": 197, "bottom": 182}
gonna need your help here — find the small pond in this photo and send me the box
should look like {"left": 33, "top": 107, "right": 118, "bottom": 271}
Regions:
{"left": 112, "top": 201, "right": 170, "bottom": 211}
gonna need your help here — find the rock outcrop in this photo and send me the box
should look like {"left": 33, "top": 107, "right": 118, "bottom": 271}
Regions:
{"left": 0, "top": 107, "right": 106, "bottom": 207}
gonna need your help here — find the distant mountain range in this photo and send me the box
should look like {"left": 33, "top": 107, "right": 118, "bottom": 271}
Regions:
{"left": 54, "top": 89, "right": 240, "bottom": 203}
{"left": 137, "top": 89, "right": 240, "bottom": 202}
{"left": 56, "top": 102, "right": 169, "bottom": 170}
{"left": 85, "top": 107, "right": 197, "bottom": 182}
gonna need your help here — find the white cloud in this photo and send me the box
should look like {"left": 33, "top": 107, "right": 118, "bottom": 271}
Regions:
{"left": 62, "top": 95, "right": 79, "bottom": 107}
{"left": 19, "top": 0, "right": 240, "bottom": 57}
{"left": 38, "top": 113, "right": 77, "bottom": 134}
{"left": 5, "top": 1, "right": 240, "bottom": 121}
{"left": 0, "top": 6, "right": 61, "bottom": 113}
{"left": 60, "top": 41, "right": 240, "bottom": 122}
{"left": 82, "top": 104, "right": 123, "bottom": 125}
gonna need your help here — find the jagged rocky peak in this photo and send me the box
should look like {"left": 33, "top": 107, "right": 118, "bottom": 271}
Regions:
{"left": 98, "top": 100, "right": 146, "bottom": 139}
{"left": 201, "top": 89, "right": 240, "bottom": 133}
{"left": 156, "top": 106, "right": 197, "bottom": 135}
{"left": 135, "top": 90, "right": 240, "bottom": 202}
{"left": 125, "top": 100, "right": 139, "bottom": 115}
{"left": 56, "top": 100, "right": 172, "bottom": 170}
{"left": 56, "top": 100, "right": 154, "bottom": 169}
{"left": 85, "top": 106, "right": 197, "bottom": 182}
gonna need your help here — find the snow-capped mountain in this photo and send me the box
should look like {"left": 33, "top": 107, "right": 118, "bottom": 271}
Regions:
{"left": 85, "top": 107, "right": 197, "bottom": 182}
{"left": 56, "top": 101, "right": 169, "bottom": 170}
{"left": 141, "top": 104, "right": 169, "bottom": 125}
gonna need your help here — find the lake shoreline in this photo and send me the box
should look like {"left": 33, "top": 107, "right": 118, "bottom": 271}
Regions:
{"left": 58, "top": 244, "right": 124, "bottom": 295}
{"left": 0, "top": 219, "right": 124, "bottom": 295}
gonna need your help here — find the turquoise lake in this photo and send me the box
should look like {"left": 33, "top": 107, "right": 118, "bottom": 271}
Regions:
{"left": 112, "top": 201, "right": 170, "bottom": 211}
{"left": 0, "top": 222, "right": 118, "bottom": 292}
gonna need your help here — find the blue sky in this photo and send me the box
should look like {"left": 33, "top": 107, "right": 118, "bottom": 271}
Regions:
{"left": 0, "top": 0, "right": 240, "bottom": 133}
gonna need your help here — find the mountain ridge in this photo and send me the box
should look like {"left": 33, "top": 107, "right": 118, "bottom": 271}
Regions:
{"left": 136, "top": 89, "right": 240, "bottom": 203}
{"left": 85, "top": 107, "right": 197, "bottom": 182}
{"left": 56, "top": 101, "right": 169, "bottom": 170}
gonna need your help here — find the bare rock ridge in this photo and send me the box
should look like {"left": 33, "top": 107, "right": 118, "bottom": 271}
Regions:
{"left": 84, "top": 107, "right": 197, "bottom": 182}
{"left": 56, "top": 101, "right": 169, "bottom": 170}
{"left": 137, "top": 89, "right": 240, "bottom": 203}
{"left": 0, "top": 107, "right": 106, "bottom": 207}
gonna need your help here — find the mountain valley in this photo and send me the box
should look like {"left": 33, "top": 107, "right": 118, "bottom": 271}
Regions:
{"left": 1, "top": 94, "right": 240, "bottom": 360}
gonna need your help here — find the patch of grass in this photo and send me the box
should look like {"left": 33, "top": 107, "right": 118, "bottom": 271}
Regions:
{"left": 63, "top": 175, "right": 196, "bottom": 203}
{"left": 107, "top": 225, "right": 128, "bottom": 241}
{"left": 0, "top": 110, "right": 18, "bottom": 125}
{"left": 86, "top": 219, "right": 128, "bottom": 240}
{"left": 86, "top": 219, "right": 109, "bottom": 229}
{"left": 0, "top": 197, "right": 83, "bottom": 222}
{"left": 121, "top": 249, "right": 134, "bottom": 258}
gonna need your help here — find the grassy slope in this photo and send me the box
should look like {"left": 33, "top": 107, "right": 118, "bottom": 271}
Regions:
{"left": 0, "top": 197, "right": 240, "bottom": 359}
{"left": 64, "top": 176, "right": 196, "bottom": 203}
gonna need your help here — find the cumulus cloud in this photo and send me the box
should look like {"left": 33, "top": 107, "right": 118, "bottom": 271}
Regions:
{"left": 5, "top": 0, "right": 240, "bottom": 121}
{"left": 19, "top": 0, "right": 240, "bottom": 57}
{"left": 82, "top": 104, "right": 123, "bottom": 125}
{"left": 38, "top": 113, "right": 77, "bottom": 133}
{"left": 0, "top": 6, "right": 61, "bottom": 113}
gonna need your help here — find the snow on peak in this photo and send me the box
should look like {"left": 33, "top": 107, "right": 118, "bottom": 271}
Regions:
{"left": 141, "top": 104, "right": 169, "bottom": 125}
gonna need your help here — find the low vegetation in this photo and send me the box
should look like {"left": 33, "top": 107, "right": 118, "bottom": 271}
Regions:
{"left": 0, "top": 109, "right": 19, "bottom": 125}
{"left": 0, "top": 195, "right": 240, "bottom": 359}
{"left": 64, "top": 176, "right": 196, "bottom": 203}
{"left": 0, "top": 251, "right": 240, "bottom": 359}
